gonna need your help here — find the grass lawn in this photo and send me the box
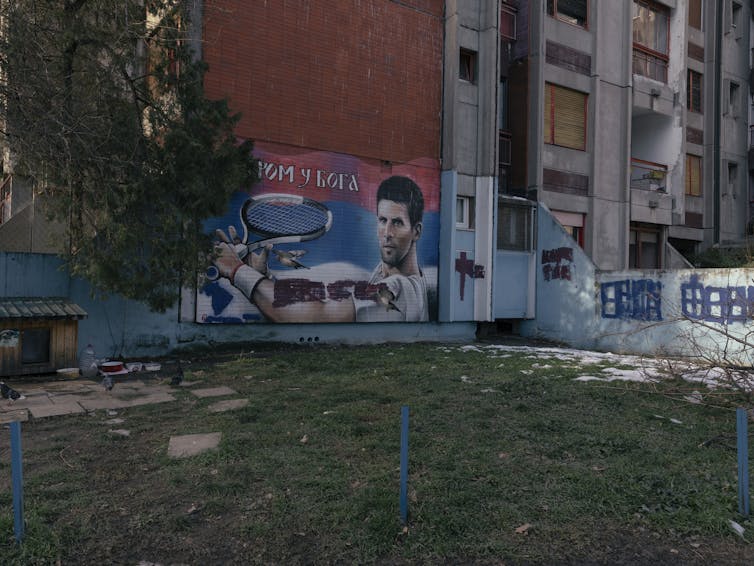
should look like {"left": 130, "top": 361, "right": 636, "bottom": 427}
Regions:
{"left": 0, "top": 341, "right": 753, "bottom": 564}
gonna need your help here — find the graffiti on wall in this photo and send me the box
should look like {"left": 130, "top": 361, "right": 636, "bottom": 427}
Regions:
{"left": 681, "top": 275, "right": 753, "bottom": 324}
{"left": 455, "top": 251, "right": 485, "bottom": 301}
{"left": 542, "top": 247, "right": 573, "bottom": 281}
{"left": 600, "top": 279, "right": 662, "bottom": 321}
{"left": 198, "top": 142, "right": 440, "bottom": 324}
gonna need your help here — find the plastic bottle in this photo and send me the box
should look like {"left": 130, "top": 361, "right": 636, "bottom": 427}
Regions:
{"left": 78, "top": 344, "right": 98, "bottom": 378}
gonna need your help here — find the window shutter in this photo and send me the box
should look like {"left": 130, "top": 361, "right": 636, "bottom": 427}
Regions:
{"left": 553, "top": 85, "right": 586, "bottom": 149}
{"left": 686, "top": 154, "right": 701, "bottom": 196}
{"left": 544, "top": 84, "right": 553, "bottom": 143}
{"left": 689, "top": 0, "right": 702, "bottom": 29}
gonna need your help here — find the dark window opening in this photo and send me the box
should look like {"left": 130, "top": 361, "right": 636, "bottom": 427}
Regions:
{"left": 547, "top": 0, "right": 588, "bottom": 28}
{"left": 500, "top": 4, "right": 517, "bottom": 40}
{"left": 21, "top": 328, "right": 51, "bottom": 365}
{"left": 460, "top": 49, "right": 476, "bottom": 83}
{"left": 687, "top": 69, "right": 703, "bottom": 112}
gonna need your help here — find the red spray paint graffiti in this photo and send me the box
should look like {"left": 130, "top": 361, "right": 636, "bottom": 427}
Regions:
{"left": 542, "top": 247, "right": 573, "bottom": 281}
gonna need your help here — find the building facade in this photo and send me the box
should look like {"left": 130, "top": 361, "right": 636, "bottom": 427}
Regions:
{"left": 501, "top": 0, "right": 752, "bottom": 270}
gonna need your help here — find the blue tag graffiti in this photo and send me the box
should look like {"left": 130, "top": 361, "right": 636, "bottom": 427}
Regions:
{"left": 601, "top": 279, "right": 662, "bottom": 321}
{"left": 681, "top": 275, "right": 752, "bottom": 323}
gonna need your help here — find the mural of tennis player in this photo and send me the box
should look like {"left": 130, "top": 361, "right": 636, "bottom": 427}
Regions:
{"left": 212, "top": 175, "right": 429, "bottom": 322}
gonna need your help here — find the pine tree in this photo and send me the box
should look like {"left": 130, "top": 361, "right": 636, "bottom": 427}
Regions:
{"left": 0, "top": 0, "right": 257, "bottom": 311}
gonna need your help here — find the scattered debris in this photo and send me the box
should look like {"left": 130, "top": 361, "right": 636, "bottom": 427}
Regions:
{"left": 684, "top": 390, "right": 704, "bottom": 404}
{"left": 515, "top": 523, "right": 532, "bottom": 535}
{"left": 729, "top": 520, "right": 745, "bottom": 538}
{"left": 171, "top": 362, "right": 184, "bottom": 386}
{"left": 300, "top": 434, "right": 309, "bottom": 444}
{"left": 109, "top": 429, "right": 130, "bottom": 437}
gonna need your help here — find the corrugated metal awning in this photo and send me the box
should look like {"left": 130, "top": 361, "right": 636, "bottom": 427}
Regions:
{"left": 0, "top": 297, "right": 88, "bottom": 320}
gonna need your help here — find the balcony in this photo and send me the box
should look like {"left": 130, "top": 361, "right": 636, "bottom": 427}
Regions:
{"left": 630, "top": 158, "right": 673, "bottom": 225}
{"left": 630, "top": 158, "right": 667, "bottom": 192}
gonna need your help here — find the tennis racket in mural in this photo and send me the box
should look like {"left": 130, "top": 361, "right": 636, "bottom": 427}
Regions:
{"left": 207, "top": 194, "right": 333, "bottom": 280}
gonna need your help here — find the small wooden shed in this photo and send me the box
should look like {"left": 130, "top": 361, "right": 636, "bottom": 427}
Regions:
{"left": 0, "top": 297, "right": 88, "bottom": 377}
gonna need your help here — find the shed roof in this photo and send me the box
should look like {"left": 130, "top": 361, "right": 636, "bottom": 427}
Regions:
{"left": 0, "top": 297, "right": 88, "bottom": 320}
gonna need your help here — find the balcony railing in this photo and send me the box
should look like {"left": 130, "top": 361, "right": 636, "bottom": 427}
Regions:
{"left": 631, "top": 158, "right": 667, "bottom": 192}
{"left": 632, "top": 48, "right": 668, "bottom": 83}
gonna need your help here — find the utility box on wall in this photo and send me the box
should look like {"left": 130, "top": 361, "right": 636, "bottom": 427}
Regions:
{"left": 0, "top": 298, "right": 87, "bottom": 377}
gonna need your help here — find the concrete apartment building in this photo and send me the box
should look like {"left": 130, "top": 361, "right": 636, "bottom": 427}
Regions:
{"left": 495, "top": 0, "right": 752, "bottom": 270}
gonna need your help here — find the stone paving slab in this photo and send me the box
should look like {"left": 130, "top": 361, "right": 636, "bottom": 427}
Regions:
{"left": 168, "top": 432, "right": 222, "bottom": 458}
{"left": 49, "top": 394, "right": 89, "bottom": 405}
{"left": 1, "top": 396, "right": 51, "bottom": 409}
{"left": 78, "top": 397, "right": 133, "bottom": 411}
{"left": 207, "top": 399, "right": 249, "bottom": 413}
{"left": 29, "top": 402, "right": 86, "bottom": 419}
{"left": 0, "top": 409, "right": 29, "bottom": 423}
{"left": 126, "top": 392, "right": 176, "bottom": 407}
{"left": 190, "top": 386, "right": 237, "bottom": 398}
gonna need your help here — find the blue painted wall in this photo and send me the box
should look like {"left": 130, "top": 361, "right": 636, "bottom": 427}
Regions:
{"left": 521, "top": 205, "right": 754, "bottom": 363}
{"left": 2, "top": 252, "right": 475, "bottom": 362}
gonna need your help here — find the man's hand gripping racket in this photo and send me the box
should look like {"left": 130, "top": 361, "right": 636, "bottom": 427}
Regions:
{"left": 208, "top": 194, "right": 333, "bottom": 282}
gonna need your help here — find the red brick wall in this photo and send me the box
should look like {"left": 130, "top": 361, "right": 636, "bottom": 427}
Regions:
{"left": 203, "top": 1, "right": 444, "bottom": 165}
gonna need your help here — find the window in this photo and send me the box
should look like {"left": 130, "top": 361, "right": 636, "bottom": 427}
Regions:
{"left": 21, "top": 328, "right": 51, "bottom": 365}
{"left": 544, "top": 83, "right": 587, "bottom": 150}
{"left": 685, "top": 154, "right": 702, "bottom": 196}
{"left": 732, "top": 2, "right": 742, "bottom": 39}
{"left": 629, "top": 224, "right": 661, "bottom": 268}
{"left": 498, "top": 130, "right": 512, "bottom": 166}
{"left": 552, "top": 210, "right": 585, "bottom": 247}
{"left": 547, "top": 0, "right": 588, "bottom": 28}
{"left": 500, "top": 4, "right": 516, "bottom": 40}
{"left": 456, "top": 196, "right": 476, "bottom": 229}
{"left": 687, "top": 70, "right": 702, "bottom": 112}
{"left": 689, "top": 0, "right": 703, "bottom": 30}
{"left": 632, "top": 0, "right": 669, "bottom": 82}
{"left": 460, "top": 49, "right": 476, "bottom": 83}
{"left": 499, "top": 78, "right": 509, "bottom": 130}
{"left": 727, "top": 162, "right": 738, "bottom": 197}
{"left": 498, "top": 201, "right": 536, "bottom": 251}
{"left": 727, "top": 80, "right": 740, "bottom": 116}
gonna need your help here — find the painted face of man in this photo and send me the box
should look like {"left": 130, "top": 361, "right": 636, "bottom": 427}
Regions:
{"left": 377, "top": 199, "right": 421, "bottom": 268}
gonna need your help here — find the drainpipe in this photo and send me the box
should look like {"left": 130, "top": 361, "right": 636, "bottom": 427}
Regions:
{"left": 714, "top": 0, "right": 722, "bottom": 244}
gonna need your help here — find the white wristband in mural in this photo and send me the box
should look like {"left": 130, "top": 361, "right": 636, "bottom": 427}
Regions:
{"left": 232, "top": 265, "right": 267, "bottom": 298}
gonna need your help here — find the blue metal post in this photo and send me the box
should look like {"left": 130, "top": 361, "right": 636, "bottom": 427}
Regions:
{"left": 399, "top": 405, "right": 409, "bottom": 525}
{"left": 737, "top": 408, "right": 750, "bottom": 517}
{"left": 10, "top": 421, "right": 25, "bottom": 542}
